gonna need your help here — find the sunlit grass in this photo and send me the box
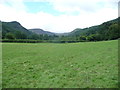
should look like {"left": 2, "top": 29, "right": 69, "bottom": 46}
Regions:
{"left": 2, "top": 40, "right": 118, "bottom": 88}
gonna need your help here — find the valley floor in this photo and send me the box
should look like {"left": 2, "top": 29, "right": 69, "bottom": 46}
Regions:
{"left": 2, "top": 40, "right": 118, "bottom": 88}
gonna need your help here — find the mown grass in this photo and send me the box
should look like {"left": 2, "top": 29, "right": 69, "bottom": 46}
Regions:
{"left": 2, "top": 40, "right": 118, "bottom": 88}
{"left": 0, "top": 43, "right": 2, "bottom": 89}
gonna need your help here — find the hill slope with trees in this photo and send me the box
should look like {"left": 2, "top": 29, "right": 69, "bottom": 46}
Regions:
{"left": 29, "top": 28, "right": 55, "bottom": 35}
{"left": 2, "top": 21, "right": 57, "bottom": 40}
{"left": 67, "top": 17, "right": 120, "bottom": 41}
{"left": 1, "top": 17, "right": 120, "bottom": 42}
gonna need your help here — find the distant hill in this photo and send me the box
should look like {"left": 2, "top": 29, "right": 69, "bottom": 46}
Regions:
{"left": 2, "top": 21, "right": 30, "bottom": 33}
{"left": 67, "top": 17, "right": 120, "bottom": 40}
{"left": 2, "top": 17, "right": 120, "bottom": 42}
{"left": 29, "top": 28, "right": 55, "bottom": 35}
{"left": 2, "top": 21, "right": 56, "bottom": 40}
{"left": 55, "top": 32, "right": 70, "bottom": 36}
{"left": 2, "top": 21, "right": 33, "bottom": 39}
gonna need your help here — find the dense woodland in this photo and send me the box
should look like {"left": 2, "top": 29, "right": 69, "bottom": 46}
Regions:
{"left": 1, "top": 17, "right": 120, "bottom": 43}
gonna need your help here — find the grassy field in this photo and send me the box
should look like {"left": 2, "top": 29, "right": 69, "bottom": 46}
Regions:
{"left": 0, "top": 43, "right": 2, "bottom": 89}
{"left": 2, "top": 40, "right": 118, "bottom": 88}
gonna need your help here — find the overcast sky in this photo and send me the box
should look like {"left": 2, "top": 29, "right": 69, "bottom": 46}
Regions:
{"left": 0, "top": 0, "right": 119, "bottom": 33}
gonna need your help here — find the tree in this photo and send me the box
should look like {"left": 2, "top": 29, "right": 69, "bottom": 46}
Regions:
{"left": 43, "top": 34, "right": 49, "bottom": 40}
{"left": 79, "top": 36, "right": 86, "bottom": 41}
{"left": 31, "top": 34, "right": 39, "bottom": 40}
{"left": 107, "top": 24, "right": 120, "bottom": 40}
{"left": 5, "top": 33, "right": 15, "bottom": 39}
{"left": 15, "top": 31, "right": 27, "bottom": 39}
{"left": 86, "top": 35, "right": 96, "bottom": 41}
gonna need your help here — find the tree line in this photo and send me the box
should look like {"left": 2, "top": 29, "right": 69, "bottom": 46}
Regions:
{"left": 2, "top": 17, "right": 120, "bottom": 43}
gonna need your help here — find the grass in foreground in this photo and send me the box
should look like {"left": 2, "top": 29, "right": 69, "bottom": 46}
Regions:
{"left": 0, "top": 43, "right": 2, "bottom": 89}
{"left": 2, "top": 40, "right": 118, "bottom": 88}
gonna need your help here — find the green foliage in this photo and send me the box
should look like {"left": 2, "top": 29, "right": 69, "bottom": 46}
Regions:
{"left": 79, "top": 36, "right": 86, "bottom": 41}
{"left": 43, "top": 34, "right": 49, "bottom": 40}
{"left": 2, "top": 40, "right": 118, "bottom": 88}
{"left": 67, "top": 17, "right": 120, "bottom": 42}
{"left": 107, "top": 24, "right": 120, "bottom": 40}
{"left": 2, "top": 21, "right": 32, "bottom": 39}
{"left": 15, "top": 31, "right": 27, "bottom": 39}
{"left": 5, "top": 33, "right": 15, "bottom": 39}
{"left": 2, "top": 17, "right": 120, "bottom": 42}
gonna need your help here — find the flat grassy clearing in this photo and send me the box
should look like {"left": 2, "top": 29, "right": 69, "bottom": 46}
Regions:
{"left": 2, "top": 40, "right": 118, "bottom": 88}
{"left": 0, "top": 43, "right": 2, "bottom": 89}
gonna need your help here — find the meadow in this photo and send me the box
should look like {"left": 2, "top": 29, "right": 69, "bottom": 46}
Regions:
{"left": 2, "top": 40, "right": 118, "bottom": 88}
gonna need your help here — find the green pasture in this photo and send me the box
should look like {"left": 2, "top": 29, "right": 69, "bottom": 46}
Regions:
{"left": 2, "top": 40, "right": 118, "bottom": 88}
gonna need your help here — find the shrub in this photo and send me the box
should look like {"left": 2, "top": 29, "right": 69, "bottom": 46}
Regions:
{"left": 5, "top": 33, "right": 15, "bottom": 39}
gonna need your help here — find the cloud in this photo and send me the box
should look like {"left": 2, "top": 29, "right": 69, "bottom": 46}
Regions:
{"left": 50, "top": 0, "right": 101, "bottom": 13}
{"left": 0, "top": 0, "right": 118, "bottom": 33}
{"left": 47, "top": 0, "right": 118, "bottom": 13}
{"left": 0, "top": 0, "right": 27, "bottom": 12}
